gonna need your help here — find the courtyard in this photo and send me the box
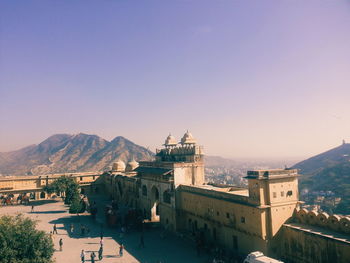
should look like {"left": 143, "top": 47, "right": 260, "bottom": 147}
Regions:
{"left": 0, "top": 195, "right": 210, "bottom": 263}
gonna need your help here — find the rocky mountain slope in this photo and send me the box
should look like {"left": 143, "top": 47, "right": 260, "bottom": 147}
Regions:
{"left": 293, "top": 142, "right": 350, "bottom": 175}
{"left": 0, "top": 133, "right": 154, "bottom": 176}
{"left": 293, "top": 142, "right": 350, "bottom": 214}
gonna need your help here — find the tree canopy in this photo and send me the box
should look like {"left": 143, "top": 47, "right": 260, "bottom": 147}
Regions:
{"left": 43, "top": 176, "right": 80, "bottom": 205}
{"left": 0, "top": 214, "right": 54, "bottom": 263}
{"left": 44, "top": 176, "right": 85, "bottom": 213}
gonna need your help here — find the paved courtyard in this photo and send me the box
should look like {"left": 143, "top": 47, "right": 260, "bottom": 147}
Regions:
{"left": 0, "top": 196, "right": 210, "bottom": 263}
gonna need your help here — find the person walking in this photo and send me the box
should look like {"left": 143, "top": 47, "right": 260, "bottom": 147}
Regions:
{"left": 80, "top": 249, "right": 85, "bottom": 263}
{"left": 90, "top": 251, "right": 96, "bottom": 263}
{"left": 119, "top": 243, "right": 124, "bottom": 257}
{"left": 59, "top": 238, "right": 63, "bottom": 251}
{"left": 31, "top": 205, "right": 34, "bottom": 212}
{"left": 53, "top": 224, "right": 58, "bottom": 234}
{"left": 98, "top": 246, "right": 103, "bottom": 260}
{"left": 99, "top": 237, "right": 104, "bottom": 247}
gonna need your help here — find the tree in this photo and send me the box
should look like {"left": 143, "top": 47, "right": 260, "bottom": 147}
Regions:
{"left": 43, "top": 176, "right": 80, "bottom": 205}
{"left": 44, "top": 176, "right": 86, "bottom": 213}
{"left": 69, "top": 198, "right": 86, "bottom": 214}
{"left": 0, "top": 214, "right": 54, "bottom": 263}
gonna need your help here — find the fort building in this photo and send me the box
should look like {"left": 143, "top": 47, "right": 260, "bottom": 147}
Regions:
{"left": 104, "top": 132, "right": 301, "bottom": 257}
{"left": 1, "top": 132, "right": 350, "bottom": 262}
{"left": 0, "top": 172, "right": 103, "bottom": 200}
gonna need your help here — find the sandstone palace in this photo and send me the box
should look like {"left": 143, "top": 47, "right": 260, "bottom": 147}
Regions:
{"left": 1, "top": 132, "right": 350, "bottom": 263}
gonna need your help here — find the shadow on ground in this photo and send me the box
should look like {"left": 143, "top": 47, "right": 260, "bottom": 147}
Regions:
{"left": 30, "top": 199, "right": 60, "bottom": 206}
{"left": 47, "top": 194, "right": 210, "bottom": 263}
{"left": 32, "top": 210, "right": 66, "bottom": 214}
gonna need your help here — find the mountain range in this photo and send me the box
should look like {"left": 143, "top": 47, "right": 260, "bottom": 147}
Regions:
{"left": 0, "top": 133, "right": 288, "bottom": 177}
{"left": 0, "top": 133, "right": 154, "bottom": 176}
{"left": 2, "top": 133, "right": 349, "bottom": 213}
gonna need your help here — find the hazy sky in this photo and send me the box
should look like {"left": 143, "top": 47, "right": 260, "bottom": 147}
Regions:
{"left": 1, "top": 1, "right": 350, "bottom": 159}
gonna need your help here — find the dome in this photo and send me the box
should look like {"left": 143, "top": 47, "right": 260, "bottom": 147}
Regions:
{"left": 164, "top": 134, "right": 177, "bottom": 146}
{"left": 112, "top": 160, "right": 126, "bottom": 172}
{"left": 181, "top": 130, "right": 197, "bottom": 145}
{"left": 126, "top": 159, "right": 139, "bottom": 172}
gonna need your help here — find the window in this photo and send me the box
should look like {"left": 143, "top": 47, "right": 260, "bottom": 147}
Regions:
{"left": 142, "top": 185, "right": 147, "bottom": 196}
{"left": 281, "top": 191, "right": 284, "bottom": 197}
{"left": 287, "top": 190, "right": 293, "bottom": 196}
{"left": 163, "top": 190, "right": 171, "bottom": 204}
{"left": 93, "top": 176, "right": 95, "bottom": 180}
{"left": 226, "top": 213, "right": 230, "bottom": 219}
{"left": 80, "top": 177, "right": 83, "bottom": 181}
{"left": 241, "top": 217, "right": 245, "bottom": 223}
{"left": 273, "top": 192, "right": 277, "bottom": 198}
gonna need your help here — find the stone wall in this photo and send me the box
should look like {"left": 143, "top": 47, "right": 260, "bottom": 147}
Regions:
{"left": 270, "top": 208, "right": 350, "bottom": 263}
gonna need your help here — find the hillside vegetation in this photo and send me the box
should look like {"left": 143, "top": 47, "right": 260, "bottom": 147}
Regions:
{"left": 293, "top": 143, "right": 350, "bottom": 214}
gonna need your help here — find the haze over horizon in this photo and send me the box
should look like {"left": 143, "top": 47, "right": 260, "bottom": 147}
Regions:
{"left": 1, "top": 1, "right": 350, "bottom": 159}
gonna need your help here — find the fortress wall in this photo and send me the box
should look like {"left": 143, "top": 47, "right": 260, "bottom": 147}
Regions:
{"left": 175, "top": 186, "right": 268, "bottom": 255}
{"left": 271, "top": 223, "right": 350, "bottom": 263}
{"left": 0, "top": 173, "right": 103, "bottom": 198}
{"left": 294, "top": 208, "right": 350, "bottom": 235}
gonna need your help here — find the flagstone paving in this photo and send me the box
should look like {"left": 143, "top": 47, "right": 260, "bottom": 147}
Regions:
{"left": 0, "top": 196, "right": 210, "bottom": 263}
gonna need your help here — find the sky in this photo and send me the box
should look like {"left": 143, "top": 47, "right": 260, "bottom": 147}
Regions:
{"left": 1, "top": 0, "right": 350, "bottom": 160}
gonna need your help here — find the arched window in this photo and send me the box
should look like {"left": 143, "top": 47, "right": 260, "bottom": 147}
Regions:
{"left": 163, "top": 190, "right": 171, "bottom": 204}
{"left": 142, "top": 185, "right": 147, "bottom": 196}
{"left": 40, "top": 192, "right": 46, "bottom": 199}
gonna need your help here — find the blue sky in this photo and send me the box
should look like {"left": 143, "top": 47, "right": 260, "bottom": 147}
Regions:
{"left": 1, "top": 1, "right": 350, "bottom": 159}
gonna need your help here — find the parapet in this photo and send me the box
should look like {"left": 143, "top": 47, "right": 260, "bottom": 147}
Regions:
{"left": 155, "top": 145, "right": 204, "bottom": 162}
{"left": 293, "top": 207, "right": 350, "bottom": 234}
{"left": 245, "top": 169, "right": 299, "bottom": 180}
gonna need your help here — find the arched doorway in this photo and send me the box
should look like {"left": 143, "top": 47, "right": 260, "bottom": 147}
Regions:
{"left": 40, "top": 192, "right": 46, "bottom": 199}
{"left": 150, "top": 186, "right": 160, "bottom": 221}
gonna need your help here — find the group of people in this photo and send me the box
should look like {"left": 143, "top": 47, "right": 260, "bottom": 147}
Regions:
{"left": 80, "top": 237, "right": 103, "bottom": 263}
{"left": 80, "top": 237, "right": 124, "bottom": 262}
{"left": 68, "top": 222, "right": 90, "bottom": 236}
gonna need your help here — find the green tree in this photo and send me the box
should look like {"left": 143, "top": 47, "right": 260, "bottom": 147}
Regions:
{"left": 69, "top": 198, "right": 86, "bottom": 214}
{"left": 0, "top": 214, "right": 54, "bottom": 263}
{"left": 43, "top": 176, "right": 80, "bottom": 205}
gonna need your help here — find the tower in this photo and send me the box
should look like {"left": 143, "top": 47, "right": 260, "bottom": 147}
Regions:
{"left": 246, "top": 169, "right": 300, "bottom": 238}
{"left": 155, "top": 131, "right": 205, "bottom": 186}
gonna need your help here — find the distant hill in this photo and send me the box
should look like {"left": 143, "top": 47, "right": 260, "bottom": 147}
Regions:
{"left": 0, "top": 133, "right": 154, "bottom": 176}
{"left": 292, "top": 143, "right": 350, "bottom": 175}
{"left": 293, "top": 142, "right": 350, "bottom": 214}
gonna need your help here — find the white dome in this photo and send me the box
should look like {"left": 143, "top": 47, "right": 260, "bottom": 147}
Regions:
{"left": 164, "top": 134, "right": 177, "bottom": 146}
{"left": 112, "top": 160, "right": 126, "bottom": 172}
{"left": 181, "top": 131, "right": 197, "bottom": 145}
{"left": 126, "top": 159, "right": 139, "bottom": 172}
